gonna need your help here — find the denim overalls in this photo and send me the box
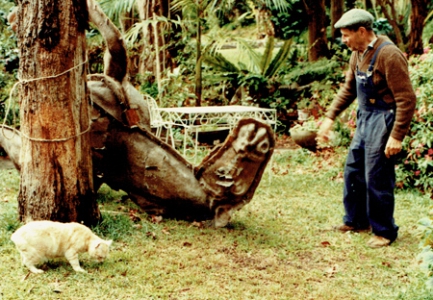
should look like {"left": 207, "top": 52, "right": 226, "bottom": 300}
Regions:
{"left": 342, "top": 42, "right": 398, "bottom": 242}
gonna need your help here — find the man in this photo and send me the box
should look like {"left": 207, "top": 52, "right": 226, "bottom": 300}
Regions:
{"left": 317, "top": 9, "right": 416, "bottom": 248}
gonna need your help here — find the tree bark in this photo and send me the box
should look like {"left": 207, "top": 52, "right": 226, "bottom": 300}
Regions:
{"left": 376, "top": 0, "right": 406, "bottom": 51}
{"left": 16, "top": 0, "right": 99, "bottom": 225}
{"left": 303, "top": 0, "right": 329, "bottom": 61}
{"left": 330, "top": 0, "right": 344, "bottom": 42}
{"left": 408, "top": 0, "right": 429, "bottom": 55}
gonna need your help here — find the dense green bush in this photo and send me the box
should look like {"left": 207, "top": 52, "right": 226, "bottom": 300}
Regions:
{"left": 395, "top": 50, "right": 433, "bottom": 194}
{"left": 281, "top": 54, "right": 346, "bottom": 88}
{"left": 279, "top": 46, "right": 349, "bottom": 107}
{"left": 407, "top": 49, "right": 433, "bottom": 291}
{"left": 269, "top": 0, "right": 308, "bottom": 41}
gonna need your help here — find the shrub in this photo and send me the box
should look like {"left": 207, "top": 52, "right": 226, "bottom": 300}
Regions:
{"left": 269, "top": 0, "right": 308, "bottom": 41}
{"left": 395, "top": 49, "right": 433, "bottom": 194}
{"left": 281, "top": 56, "right": 346, "bottom": 88}
{"left": 279, "top": 49, "right": 348, "bottom": 113}
{"left": 409, "top": 49, "right": 433, "bottom": 291}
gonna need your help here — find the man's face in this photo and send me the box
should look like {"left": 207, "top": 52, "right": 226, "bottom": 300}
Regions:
{"left": 340, "top": 28, "right": 364, "bottom": 52}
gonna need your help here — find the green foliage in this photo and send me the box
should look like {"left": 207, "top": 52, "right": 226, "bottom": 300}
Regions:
{"left": 200, "top": 36, "right": 294, "bottom": 109}
{"left": 0, "top": 1, "right": 19, "bottom": 127}
{"left": 147, "top": 68, "right": 197, "bottom": 108}
{"left": 139, "top": 75, "right": 160, "bottom": 99}
{"left": 96, "top": 183, "right": 128, "bottom": 204}
{"left": 86, "top": 29, "right": 105, "bottom": 74}
{"left": 423, "top": 17, "right": 433, "bottom": 45}
{"left": 270, "top": 0, "right": 307, "bottom": 40}
{"left": 408, "top": 50, "right": 433, "bottom": 291}
{"left": 281, "top": 55, "right": 346, "bottom": 88}
{"left": 99, "top": 0, "right": 138, "bottom": 28}
{"left": 239, "top": 73, "right": 268, "bottom": 95}
{"left": 278, "top": 50, "right": 348, "bottom": 118}
{"left": 332, "top": 112, "right": 355, "bottom": 148}
{"left": 374, "top": 18, "right": 394, "bottom": 37}
{"left": 395, "top": 51, "right": 433, "bottom": 194}
{"left": 0, "top": 1, "right": 18, "bottom": 64}
{"left": 261, "top": 88, "right": 291, "bottom": 111}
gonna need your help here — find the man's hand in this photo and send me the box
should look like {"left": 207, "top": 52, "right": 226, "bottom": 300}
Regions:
{"left": 385, "top": 136, "right": 402, "bottom": 158}
{"left": 316, "top": 117, "right": 334, "bottom": 143}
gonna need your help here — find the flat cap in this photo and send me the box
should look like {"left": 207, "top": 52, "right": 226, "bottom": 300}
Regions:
{"left": 334, "top": 8, "right": 374, "bottom": 29}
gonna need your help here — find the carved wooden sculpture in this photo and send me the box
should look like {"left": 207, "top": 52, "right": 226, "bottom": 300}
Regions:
{"left": 3, "top": 0, "right": 275, "bottom": 227}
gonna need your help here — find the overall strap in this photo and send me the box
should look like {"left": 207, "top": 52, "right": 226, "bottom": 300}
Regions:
{"left": 367, "top": 41, "right": 392, "bottom": 72}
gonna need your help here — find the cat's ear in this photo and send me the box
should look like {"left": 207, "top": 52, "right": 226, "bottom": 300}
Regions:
{"left": 106, "top": 240, "right": 113, "bottom": 247}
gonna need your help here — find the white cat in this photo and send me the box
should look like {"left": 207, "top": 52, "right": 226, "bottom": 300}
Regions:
{"left": 11, "top": 220, "right": 113, "bottom": 273}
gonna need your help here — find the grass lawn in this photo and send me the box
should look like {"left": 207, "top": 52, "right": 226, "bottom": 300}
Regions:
{"left": 0, "top": 146, "right": 431, "bottom": 300}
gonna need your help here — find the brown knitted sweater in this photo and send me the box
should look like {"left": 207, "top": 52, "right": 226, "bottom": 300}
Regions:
{"left": 325, "top": 35, "right": 416, "bottom": 141}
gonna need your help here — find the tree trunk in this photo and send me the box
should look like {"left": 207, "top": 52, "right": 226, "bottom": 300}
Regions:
{"left": 408, "top": 0, "right": 429, "bottom": 55}
{"left": 303, "top": 0, "right": 329, "bottom": 61}
{"left": 137, "top": 0, "right": 175, "bottom": 99}
{"left": 16, "top": 0, "right": 100, "bottom": 225}
{"left": 330, "top": 0, "right": 344, "bottom": 42}
{"left": 376, "top": 0, "right": 406, "bottom": 51}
